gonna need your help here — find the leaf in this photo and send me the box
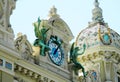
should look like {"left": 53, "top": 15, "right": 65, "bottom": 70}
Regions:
{"left": 34, "top": 23, "right": 40, "bottom": 38}
{"left": 38, "top": 17, "right": 41, "bottom": 27}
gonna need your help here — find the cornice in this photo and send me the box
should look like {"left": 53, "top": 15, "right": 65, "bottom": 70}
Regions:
{"left": 15, "top": 59, "right": 70, "bottom": 82}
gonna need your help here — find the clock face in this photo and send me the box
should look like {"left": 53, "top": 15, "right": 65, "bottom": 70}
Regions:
{"left": 48, "top": 38, "right": 64, "bottom": 66}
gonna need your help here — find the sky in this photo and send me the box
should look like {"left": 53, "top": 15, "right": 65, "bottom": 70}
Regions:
{"left": 10, "top": 0, "right": 120, "bottom": 44}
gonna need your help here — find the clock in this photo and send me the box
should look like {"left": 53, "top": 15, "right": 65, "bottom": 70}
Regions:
{"left": 48, "top": 35, "right": 64, "bottom": 66}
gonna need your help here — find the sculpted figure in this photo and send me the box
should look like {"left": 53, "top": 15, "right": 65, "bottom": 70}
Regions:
{"left": 70, "top": 42, "right": 86, "bottom": 77}
{"left": 34, "top": 18, "right": 50, "bottom": 56}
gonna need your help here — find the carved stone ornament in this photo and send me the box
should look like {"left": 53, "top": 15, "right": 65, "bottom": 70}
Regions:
{"left": 14, "top": 33, "right": 33, "bottom": 61}
{"left": 48, "top": 6, "right": 59, "bottom": 18}
{"left": 15, "top": 64, "right": 55, "bottom": 82}
{"left": 92, "top": 0, "right": 104, "bottom": 23}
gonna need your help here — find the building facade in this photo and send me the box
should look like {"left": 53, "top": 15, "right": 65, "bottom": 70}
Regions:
{"left": 0, "top": 0, "right": 120, "bottom": 82}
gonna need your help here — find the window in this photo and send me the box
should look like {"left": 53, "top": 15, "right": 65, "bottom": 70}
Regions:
{"left": 5, "top": 62, "right": 12, "bottom": 70}
{"left": 0, "top": 59, "right": 3, "bottom": 66}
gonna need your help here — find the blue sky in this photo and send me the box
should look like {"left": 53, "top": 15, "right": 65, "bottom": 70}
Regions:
{"left": 10, "top": 0, "right": 120, "bottom": 44}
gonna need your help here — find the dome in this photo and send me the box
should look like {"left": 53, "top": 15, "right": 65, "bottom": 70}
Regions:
{"left": 75, "top": 0, "right": 120, "bottom": 60}
{"left": 75, "top": 23, "right": 120, "bottom": 51}
{"left": 71, "top": 1, "right": 120, "bottom": 81}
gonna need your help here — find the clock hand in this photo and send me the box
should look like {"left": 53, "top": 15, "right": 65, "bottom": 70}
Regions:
{"left": 53, "top": 45, "right": 60, "bottom": 55}
{"left": 52, "top": 36, "right": 63, "bottom": 55}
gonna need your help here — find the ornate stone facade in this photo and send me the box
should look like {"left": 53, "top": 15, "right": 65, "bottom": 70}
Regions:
{"left": 0, "top": 0, "right": 120, "bottom": 82}
{"left": 0, "top": 1, "right": 73, "bottom": 82}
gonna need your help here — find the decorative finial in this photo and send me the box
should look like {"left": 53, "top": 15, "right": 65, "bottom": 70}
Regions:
{"left": 92, "top": 0, "right": 104, "bottom": 23}
{"left": 17, "top": 32, "right": 23, "bottom": 37}
{"left": 48, "top": 6, "right": 59, "bottom": 18}
{"left": 94, "top": 0, "right": 99, "bottom": 7}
